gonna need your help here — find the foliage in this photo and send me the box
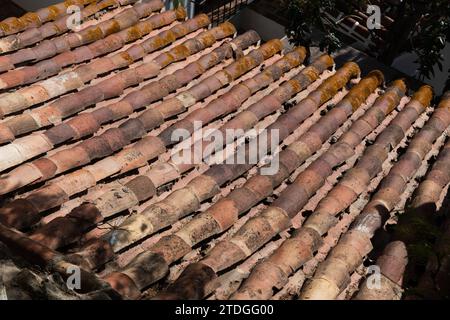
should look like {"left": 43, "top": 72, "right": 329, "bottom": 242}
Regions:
{"left": 409, "top": 2, "right": 450, "bottom": 79}
{"left": 170, "top": 0, "right": 183, "bottom": 8}
{"left": 285, "top": 0, "right": 367, "bottom": 52}
{"left": 285, "top": 0, "right": 450, "bottom": 80}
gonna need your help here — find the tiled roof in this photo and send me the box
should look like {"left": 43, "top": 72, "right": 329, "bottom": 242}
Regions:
{"left": 0, "top": 0, "right": 449, "bottom": 300}
{"left": 0, "top": 0, "right": 98, "bottom": 37}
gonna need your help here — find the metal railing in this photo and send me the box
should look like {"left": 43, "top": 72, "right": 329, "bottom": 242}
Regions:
{"left": 190, "top": 0, "right": 250, "bottom": 25}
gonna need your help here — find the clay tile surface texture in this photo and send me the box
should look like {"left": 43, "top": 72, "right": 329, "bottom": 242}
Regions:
{"left": 0, "top": 2, "right": 450, "bottom": 302}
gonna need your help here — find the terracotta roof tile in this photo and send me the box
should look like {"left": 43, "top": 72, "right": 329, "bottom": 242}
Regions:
{"left": 0, "top": 2, "right": 449, "bottom": 301}
{"left": 0, "top": 0, "right": 98, "bottom": 37}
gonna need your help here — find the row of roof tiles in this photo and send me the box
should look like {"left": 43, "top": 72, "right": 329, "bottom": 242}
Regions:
{"left": 0, "top": 0, "right": 449, "bottom": 300}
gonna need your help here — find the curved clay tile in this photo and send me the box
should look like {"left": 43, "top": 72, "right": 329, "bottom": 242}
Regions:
{"left": 0, "top": 0, "right": 136, "bottom": 54}
{"left": 231, "top": 85, "right": 432, "bottom": 300}
{"left": 353, "top": 241, "right": 408, "bottom": 300}
{"left": 300, "top": 91, "right": 450, "bottom": 300}
{"left": 98, "top": 70, "right": 387, "bottom": 298}
{"left": 63, "top": 55, "right": 336, "bottom": 271}
{"left": 0, "top": 0, "right": 98, "bottom": 37}
{"left": 0, "top": 0, "right": 165, "bottom": 88}
{"left": 153, "top": 76, "right": 412, "bottom": 300}
{"left": 0, "top": 35, "right": 286, "bottom": 230}
{"left": 0, "top": 1, "right": 448, "bottom": 301}
{"left": 0, "top": 20, "right": 235, "bottom": 172}
{"left": 0, "top": 30, "right": 260, "bottom": 197}
{"left": 0, "top": 223, "right": 113, "bottom": 293}
{"left": 26, "top": 46, "right": 309, "bottom": 253}
{"left": 0, "top": 9, "right": 203, "bottom": 121}
{"left": 14, "top": 53, "right": 332, "bottom": 275}
{"left": 393, "top": 95, "right": 450, "bottom": 298}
